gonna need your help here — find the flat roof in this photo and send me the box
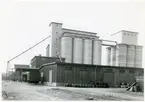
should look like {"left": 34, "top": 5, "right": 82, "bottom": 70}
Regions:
{"left": 63, "top": 28, "right": 97, "bottom": 35}
{"left": 111, "top": 30, "right": 138, "bottom": 36}
{"left": 31, "top": 56, "right": 65, "bottom": 61}
{"left": 15, "top": 68, "right": 38, "bottom": 71}
{"left": 49, "top": 22, "right": 63, "bottom": 26}
{"left": 62, "top": 32, "right": 99, "bottom": 39}
{"left": 39, "top": 62, "right": 144, "bottom": 70}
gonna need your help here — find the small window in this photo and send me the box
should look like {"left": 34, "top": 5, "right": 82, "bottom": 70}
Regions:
{"left": 104, "top": 69, "right": 113, "bottom": 73}
{"left": 95, "top": 68, "right": 100, "bottom": 72}
{"left": 124, "top": 33, "right": 126, "bottom": 35}
{"left": 80, "top": 68, "right": 87, "bottom": 71}
{"left": 54, "top": 44, "right": 57, "bottom": 47}
{"left": 139, "top": 71, "right": 143, "bottom": 75}
{"left": 129, "top": 70, "right": 135, "bottom": 73}
{"left": 65, "top": 66, "right": 72, "bottom": 70}
{"left": 120, "top": 70, "right": 125, "bottom": 73}
{"left": 41, "top": 58, "right": 46, "bottom": 61}
{"left": 128, "top": 34, "right": 129, "bottom": 36}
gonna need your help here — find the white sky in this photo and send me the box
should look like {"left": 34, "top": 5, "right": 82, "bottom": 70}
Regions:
{"left": 0, "top": 0, "right": 145, "bottom": 73}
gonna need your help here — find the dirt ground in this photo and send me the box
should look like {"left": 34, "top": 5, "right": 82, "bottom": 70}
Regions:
{"left": 2, "top": 81, "right": 144, "bottom": 101}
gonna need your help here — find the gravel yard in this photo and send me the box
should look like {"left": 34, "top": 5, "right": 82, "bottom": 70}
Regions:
{"left": 2, "top": 81, "right": 144, "bottom": 101}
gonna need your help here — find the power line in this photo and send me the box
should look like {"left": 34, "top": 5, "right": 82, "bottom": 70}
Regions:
{"left": 7, "top": 35, "right": 51, "bottom": 62}
{"left": 6, "top": 35, "right": 51, "bottom": 79}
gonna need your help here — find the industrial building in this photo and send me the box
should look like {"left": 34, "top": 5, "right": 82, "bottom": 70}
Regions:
{"left": 47, "top": 22, "right": 102, "bottom": 65}
{"left": 39, "top": 62, "right": 143, "bottom": 87}
{"left": 106, "top": 30, "right": 143, "bottom": 68}
{"left": 9, "top": 22, "right": 144, "bottom": 88}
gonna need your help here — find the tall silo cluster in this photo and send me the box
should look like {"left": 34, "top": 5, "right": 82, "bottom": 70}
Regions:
{"left": 48, "top": 22, "right": 143, "bottom": 68}
{"left": 107, "top": 44, "right": 142, "bottom": 67}
{"left": 106, "top": 30, "right": 143, "bottom": 68}
{"left": 60, "top": 34, "right": 102, "bottom": 65}
{"left": 48, "top": 22, "right": 102, "bottom": 65}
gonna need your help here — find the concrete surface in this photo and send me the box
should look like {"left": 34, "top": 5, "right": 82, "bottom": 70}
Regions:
{"left": 2, "top": 81, "right": 144, "bottom": 101}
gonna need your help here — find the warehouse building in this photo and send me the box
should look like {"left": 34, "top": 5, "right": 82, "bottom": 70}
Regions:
{"left": 39, "top": 62, "right": 144, "bottom": 87}
{"left": 11, "top": 56, "right": 65, "bottom": 82}
{"left": 12, "top": 68, "right": 39, "bottom": 82}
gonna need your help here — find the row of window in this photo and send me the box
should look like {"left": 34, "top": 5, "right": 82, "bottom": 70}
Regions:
{"left": 119, "top": 69, "right": 135, "bottom": 73}
{"left": 124, "top": 33, "right": 136, "bottom": 36}
{"left": 64, "top": 67, "right": 137, "bottom": 74}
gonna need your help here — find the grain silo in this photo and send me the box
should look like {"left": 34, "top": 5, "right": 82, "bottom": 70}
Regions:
{"left": 126, "top": 45, "right": 135, "bottom": 67}
{"left": 93, "top": 39, "right": 102, "bottom": 65}
{"left": 83, "top": 38, "right": 92, "bottom": 64}
{"left": 106, "top": 47, "right": 111, "bottom": 65}
{"left": 60, "top": 36, "right": 73, "bottom": 63}
{"left": 73, "top": 37, "right": 83, "bottom": 63}
{"left": 110, "top": 46, "right": 116, "bottom": 66}
{"left": 135, "top": 45, "right": 143, "bottom": 68}
{"left": 116, "top": 44, "right": 127, "bottom": 66}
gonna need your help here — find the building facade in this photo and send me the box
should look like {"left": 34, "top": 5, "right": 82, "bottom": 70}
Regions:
{"left": 39, "top": 62, "right": 144, "bottom": 87}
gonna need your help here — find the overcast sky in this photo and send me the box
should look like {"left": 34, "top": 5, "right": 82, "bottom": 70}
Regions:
{"left": 0, "top": 0, "right": 145, "bottom": 73}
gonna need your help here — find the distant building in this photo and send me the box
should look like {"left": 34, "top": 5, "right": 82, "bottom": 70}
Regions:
{"left": 14, "top": 64, "right": 29, "bottom": 69}
{"left": 30, "top": 56, "right": 65, "bottom": 68}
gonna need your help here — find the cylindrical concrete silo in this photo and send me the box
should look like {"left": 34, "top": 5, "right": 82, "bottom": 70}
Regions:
{"left": 60, "top": 36, "right": 72, "bottom": 63}
{"left": 93, "top": 40, "right": 102, "bottom": 65}
{"left": 116, "top": 44, "right": 127, "bottom": 66}
{"left": 83, "top": 38, "right": 92, "bottom": 64}
{"left": 106, "top": 47, "right": 111, "bottom": 65}
{"left": 135, "top": 45, "right": 143, "bottom": 68}
{"left": 73, "top": 37, "right": 83, "bottom": 63}
{"left": 110, "top": 46, "right": 116, "bottom": 66}
{"left": 126, "top": 45, "right": 135, "bottom": 67}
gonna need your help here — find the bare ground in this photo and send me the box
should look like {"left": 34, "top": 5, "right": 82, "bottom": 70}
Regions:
{"left": 2, "top": 81, "right": 144, "bottom": 101}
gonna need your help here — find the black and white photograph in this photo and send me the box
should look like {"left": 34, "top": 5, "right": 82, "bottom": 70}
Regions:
{"left": 0, "top": 0, "right": 144, "bottom": 101}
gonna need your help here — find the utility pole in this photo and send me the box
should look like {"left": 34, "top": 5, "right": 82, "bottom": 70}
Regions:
{"left": 6, "top": 61, "right": 9, "bottom": 80}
